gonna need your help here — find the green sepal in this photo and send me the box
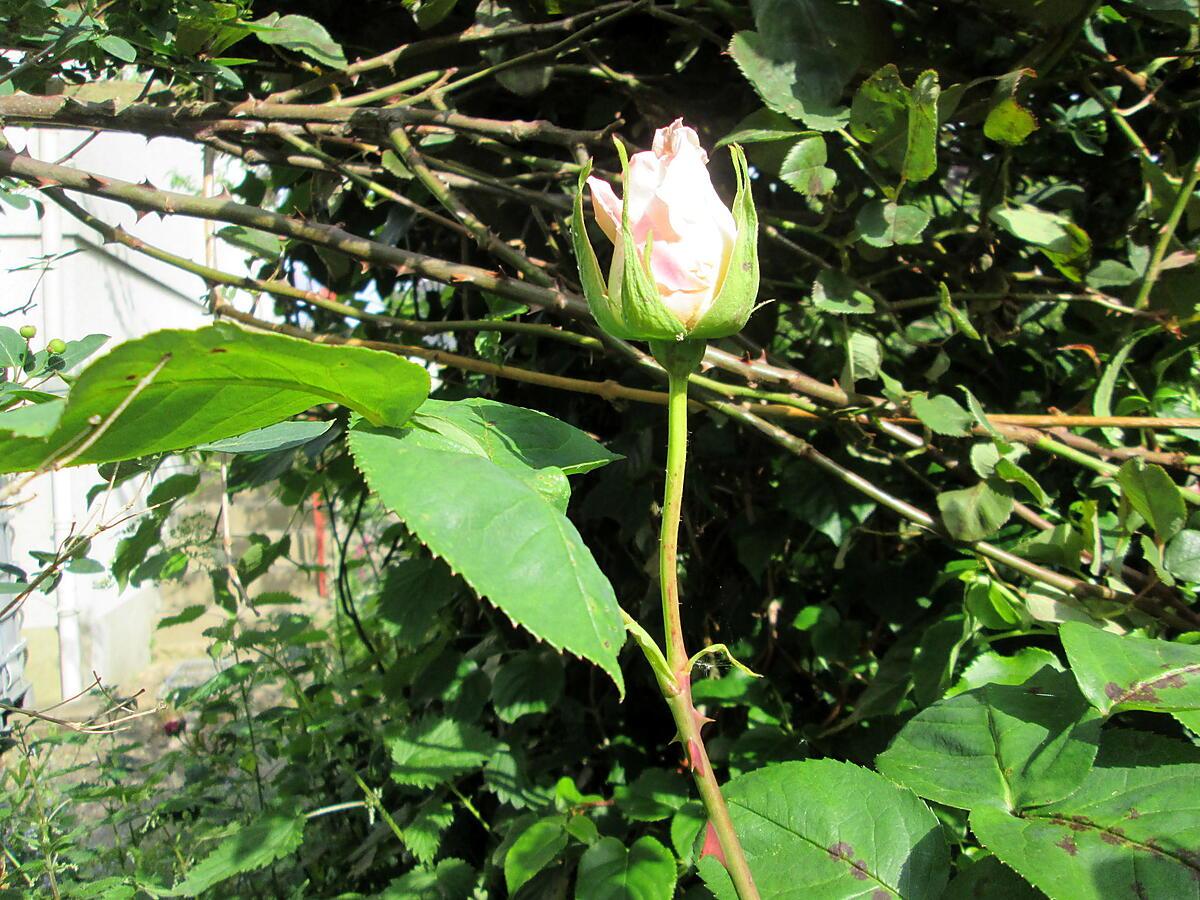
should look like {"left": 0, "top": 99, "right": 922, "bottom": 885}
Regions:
{"left": 611, "top": 138, "right": 690, "bottom": 341}
{"left": 571, "top": 163, "right": 632, "bottom": 340}
{"left": 649, "top": 338, "right": 706, "bottom": 377}
{"left": 688, "top": 144, "right": 760, "bottom": 340}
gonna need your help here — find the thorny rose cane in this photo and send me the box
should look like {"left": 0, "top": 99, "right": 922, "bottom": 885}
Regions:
{"left": 572, "top": 120, "right": 762, "bottom": 899}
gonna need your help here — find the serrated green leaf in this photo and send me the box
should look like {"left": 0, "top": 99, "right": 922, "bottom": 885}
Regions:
{"left": 0, "top": 399, "right": 64, "bottom": 437}
{"left": 989, "top": 205, "right": 1091, "bottom": 282}
{"left": 348, "top": 423, "right": 626, "bottom": 695}
{"left": 401, "top": 798, "right": 455, "bottom": 866}
{"left": 387, "top": 716, "right": 497, "bottom": 787}
{"left": 1061, "top": 621, "right": 1200, "bottom": 715}
{"left": 575, "top": 836, "right": 676, "bottom": 900}
{"left": 969, "top": 730, "right": 1200, "bottom": 900}
{"left": 374, "top": 557, "right": 459, "bottom": 648}
{"left": 157, "top": 604, "right": 207, "bottom": 630}
{"left": 0, "top": 327, "right": 28, "bottom": 371}
{"left": 994, "top": 458, "right": 1048, "bottom": 506}
{"left": 984, "top": 70, "right": 1038, "bottom": 146}
{"left": 984, "top": 97, "right": 1038, "bottom": 145}
{"left": 670, "top": 801, "right": 706, "bottom": 865}
{"left": 779, "top": 136, "right": 836, "bottom": 196}
{"left": 699, "top": 759, "right": 949, "bottom": 899}
{"left": 98, "top": 34, "right": 138, "bottom": 62}
{"left": 877, "top": 668, "right": 1101, "bottom": 811}
{"left": 164, "top": 812, "right": 305, "bottom": 896}
{"left": 0, "top": 324, "right": 428, "bottom": 473}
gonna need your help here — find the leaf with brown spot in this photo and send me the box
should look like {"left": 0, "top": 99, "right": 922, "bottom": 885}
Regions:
{"left": 971, "top": 730, "right": 1200, "bottom": 900}
{"left": 1062, "top": 622, "right": 1200, "bottom": 716}
{"left": 697, "top": 759, "right": 948, "bottom": 899}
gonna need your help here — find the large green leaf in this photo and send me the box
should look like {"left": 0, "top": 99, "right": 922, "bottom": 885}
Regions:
{"left": 0, "top": 324, "right": 429, "bottom": 473}
{"left": 348, "top": 417, "right": 626, "bottom": 694}
{"left": 575, "top": 836, "right": 676, "bottom": 900}
{"left": 970, "top": 730, "right": 1200, "bottom": 900}
{"left": 1061, "top": 621, "right": 1200, "bottom": 715}
{"left": 164, "top": 812, "right": 305, "bottom": 896}
{"left": 699, "top": 759, "right": 949, "bottom": 899}
{"left": 877, "top": 668, "right": 1102, "bottom": 811}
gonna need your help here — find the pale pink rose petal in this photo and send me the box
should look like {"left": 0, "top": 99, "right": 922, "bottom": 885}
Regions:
{"left": 586, "top": 176, "right": 622, "bottom": 244}
{"left": 653, "top": 119, "right": 708, "bottom": 166}
{"left": 660, "top": 288, "right": 711, "bottom": 329}
{"left": 650, "top": 238, "right": 707, "bottom": 293}
{"left": 625, "top": 149, "right": 668, "bottom": 237}
{"left": 657, "top": 145, "right": 736, "bottom": 246}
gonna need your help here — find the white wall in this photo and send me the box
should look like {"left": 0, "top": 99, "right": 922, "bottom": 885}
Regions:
{"left": 0, "top": 127, "right": 249, "bottom": 700}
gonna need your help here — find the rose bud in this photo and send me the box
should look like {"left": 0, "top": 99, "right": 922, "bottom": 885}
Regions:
{"left": 572, "top": 119, "right": 759, "bottom": 345}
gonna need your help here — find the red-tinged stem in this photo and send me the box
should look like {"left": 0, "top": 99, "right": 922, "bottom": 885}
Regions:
{"left": 655, "top": 366, "right": 760, "bottom": 900}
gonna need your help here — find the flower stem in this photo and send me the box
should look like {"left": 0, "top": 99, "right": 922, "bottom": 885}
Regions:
{"left": 657, "top": 367, "right": 760, "bottom": 900}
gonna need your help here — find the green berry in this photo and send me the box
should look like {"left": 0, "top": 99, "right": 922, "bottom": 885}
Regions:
{"left": 18, "top": 325, "right": 36, "bottom": 340}
{"left": 47, "top": 338, "right": 67, "bottom": 354}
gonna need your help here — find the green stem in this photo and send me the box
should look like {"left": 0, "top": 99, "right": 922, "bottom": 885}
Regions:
{"left": 660, "top": 373, "right": 690, "bottom": 674}
{"left": 1135, "top": 149, "right": 1200, "bottom": 310}
{"left": 656, "top": 369, "right": 760, "bottom": 900}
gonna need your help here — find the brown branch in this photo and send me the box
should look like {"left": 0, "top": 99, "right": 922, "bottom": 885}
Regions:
{"left": 265, "top": 0, "right": 636, "bottom": 103}
{"left": 0, "top": 93, "right": 618, "bottom": 147}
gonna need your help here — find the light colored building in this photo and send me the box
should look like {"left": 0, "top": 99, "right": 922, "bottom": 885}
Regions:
{"left": 0, "top": 127, "right": 246, "bottom": 705}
